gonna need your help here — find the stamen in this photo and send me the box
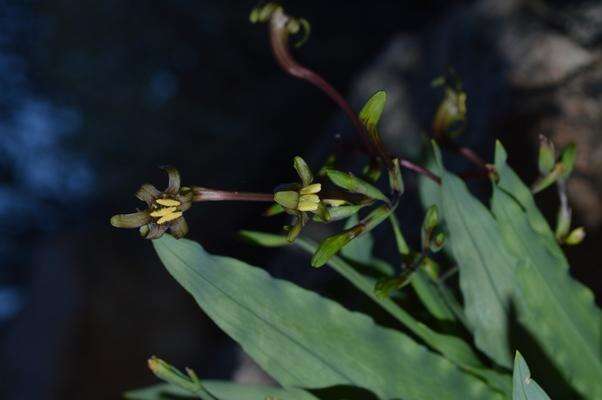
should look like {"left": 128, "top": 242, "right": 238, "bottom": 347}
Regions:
{"left": 299, "top": 194, "right": 319, "bottom": 203}
{"left": 150, "top": 207, "right": 177, "bottom": 217}
{"left": 299, "top": 183, "right": 321, "bottom": 195}
{"left": 156, "top": 198, "right": 181, "bottom": 207}
{"left": 156, "top": 211, "right": 183, "bottom": 224}
{"left": 298, "top": 201, "right": 319, "bottom": 211}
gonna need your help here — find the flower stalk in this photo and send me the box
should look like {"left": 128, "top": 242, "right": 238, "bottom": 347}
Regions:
{"left": 192, "top": 187, "right": 274, "bottom": 203}
{"left": 253, "top": 3, "right": 442, "bottom": 187}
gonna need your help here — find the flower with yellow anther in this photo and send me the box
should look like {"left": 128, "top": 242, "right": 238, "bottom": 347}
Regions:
{"left": 297, "top": 183, "right": 322, "bottom": 211}
{"left": 110, "top": 166, "right": 193, "bottom": 239}
{"left": 273, "top": 156, "right": 330, "bottom": 242}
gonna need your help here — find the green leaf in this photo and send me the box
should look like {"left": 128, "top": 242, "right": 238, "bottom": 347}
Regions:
{"left": 263, "top": 203, "right": 285, "bottom": 216}
{"left": 125, "top": 383, "right": 194, "bottom": 399}
{"left": 388, "top": 213, "right": 410, "bottom": 256}
{"left": 125, "top": 382, "right": 318, "bottom": 400}
{"left": 316, "top": 204, "right": 365, "bottom": 222}
{"left": 340, "top": 214, "right": 374, "bottom": 264}
{"left": 493, "top": 142, "right": 561, "bottom": 259}
{"left": 530, "top": 165, "right": 561, "bottom": 194}
{"left": 359, "top": 90, "right": 386, "bottom": 129}
{"left": 312, "top": 205, "right": 391, "bottom": 267}
{"left": 411, "top": 269, "right": 455, "bottom": 322}
{"left": 310, "top": 230, "right": 355, "bottom": 268}
{"left": 239, "top": 230, "right": 290, "bottom": 247}
{"left": 294, "top": 156, "right": 313, "bottom": 186}
{"left": 154, "top": 235, "right": 504, "bottom": 400}
{"left": 431, "top": 142, "right": 515, "bottom": 368}
{"left": 294, "top": 237, "right": 511, "bottom": 398}
{"left": 326, "top": 169, "right": 388, "bottom": 202}
{"left": 147, "top": 357, "right": 214, "bottom": 400}
{"left": 512, "top": 352, "right": 551, "bottom": 400}
{"left": 491, "top": 145, "right": 602, "bottom": 399}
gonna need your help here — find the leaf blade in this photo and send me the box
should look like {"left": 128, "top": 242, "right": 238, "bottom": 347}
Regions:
{"left": 432, "top": 144, "right": 515, "bottom": 368}
{"left": 512, "top": 353, "right": 551, "bottom": 400}
{"left": 154, "top": 235, "right": 503, "bottom": 400}
{"left": 492, "top": 143, "right": 602, "bottom": 398}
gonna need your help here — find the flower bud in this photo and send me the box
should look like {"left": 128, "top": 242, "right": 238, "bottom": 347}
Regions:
{"left": 564, "top": 227, "right": 585, "bottom": 245}
{"left": 538, "top": 135, "right": 556, "bottom": 175}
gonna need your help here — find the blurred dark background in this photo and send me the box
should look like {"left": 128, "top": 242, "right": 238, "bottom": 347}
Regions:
{"left": 0, "top": 0, "right": 600, "bottom": 399}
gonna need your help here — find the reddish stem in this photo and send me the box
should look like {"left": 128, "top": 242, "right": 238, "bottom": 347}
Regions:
{"left": 435, "top": 135, "right": 490, "bottom": 174}
{"left": 192, "top": 187, "right": 274, "bottom": 202}
{"left": 267, "top": 9, "right": 442, "bottom": 185}
{"left": 399, "top": 159, "right": 441, "bottom": 185}
{"left": 269, "top": 9, "right": 378, "bottom": 161}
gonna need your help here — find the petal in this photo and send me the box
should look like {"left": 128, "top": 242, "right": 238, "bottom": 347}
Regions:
{"left": 110, "top": 211, "right": 152, "bottom": 228}
{"left": 143, "top": 222, "right": 169, "bottom": 240}
{"left": 161, "top": 166, "right": 181, "bottom": 194}
{"left": 299, "top": 183, "right": 321, "bottom": 195}
{"left": 169, "top": 217, "right": 189, "bottom": 239}
{"left": 274, "top": 191, "right": 299, "bottom": 210}
{"left": 136, "top": 184, "right": 160, "bottom": 206}
{"left": 293, "top": 156, "right": 313, "bottom": 186}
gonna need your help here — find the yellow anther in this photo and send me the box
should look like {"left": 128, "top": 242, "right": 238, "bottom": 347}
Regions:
{"left": 149, "top": 207, "right": 177, "bottom": 217}
{"left": 299, "top": 183, "right": 321, "bottom": 195}
{"left": 156, "top": 198, "right": 181, "bottom": 207}
{"left": 298, "top": 201, "right": 319, "bottom": 212}
{"left": 299, "top": 194, "right": 319, "bottom": 203}
{"left": 322, "top": 199, "right": 347, "bottom": 207}
{"left": 156, "top": 211, "right": 183, "bottom": 225}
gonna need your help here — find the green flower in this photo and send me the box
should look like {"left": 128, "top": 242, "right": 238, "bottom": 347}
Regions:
{"left": 110, "top": 166, "right": 193, "bottom": 239}
{"left": 274, "top": 156, "right": 329, "bottom": 242}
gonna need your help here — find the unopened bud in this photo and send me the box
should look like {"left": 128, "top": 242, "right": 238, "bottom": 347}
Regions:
{"left": 559, "top": 143, "right": 576, "bottom": 180}
{"left": 249, "top": 2, "right": 281, "bottom": 23}
{"left": 423, "top": 205, "right": 439, "bottom": 232}
{"left": 429, "top": 232, "right": 446, "bottom": 253}
{"left": 538, "top": 135, "right": 556, "bottom": 175}
{"left": 565, "top": 227, "right": 585, "bottom": 245}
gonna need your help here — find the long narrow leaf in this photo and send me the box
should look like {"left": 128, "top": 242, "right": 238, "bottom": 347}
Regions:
{"left": 293, "top": 237, "right": 512, "bottom": 397}
{"left": 512, "top": 353, "right": 551, "bottom": 400}
{"left": 154, "top": 236, "right": 503, "bottom": 400}
{"left": 492, "top": 142, "right": 602, "bottom": 399}
{"left": 431, "top": 143, "right": 515, "bottom": 368}
{"left": 125, "top": 381, "right": 318, "bottom": 400}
